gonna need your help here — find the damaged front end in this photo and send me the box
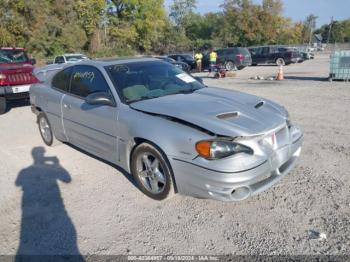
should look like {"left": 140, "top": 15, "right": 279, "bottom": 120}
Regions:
{"left": 128, "top": 87, "right": 303, "bottom": 201}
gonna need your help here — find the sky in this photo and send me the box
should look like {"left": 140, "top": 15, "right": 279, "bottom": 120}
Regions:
{"left": 165, "top": 0, "right": 350, "bottom": 27}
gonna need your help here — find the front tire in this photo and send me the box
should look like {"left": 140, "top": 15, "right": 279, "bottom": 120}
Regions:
{"left": 131, "top": 142, "right": 175, "bottom": 200}
{"left": 0, "top": 97, "right": 7, "bottom": 115}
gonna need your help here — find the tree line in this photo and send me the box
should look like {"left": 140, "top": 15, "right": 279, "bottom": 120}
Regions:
{"left": 0, "top": 0, "right": 349, "bottom": 59}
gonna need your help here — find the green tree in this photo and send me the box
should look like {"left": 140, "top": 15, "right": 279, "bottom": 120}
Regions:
{"left": 169, "top": 0, "right": 197, "bottom": 29}
{"left": 108, "top": 0, "right": 167, "bottom": 52}
{"left": 74, "top": 0, "right": 106, "bottom": 53}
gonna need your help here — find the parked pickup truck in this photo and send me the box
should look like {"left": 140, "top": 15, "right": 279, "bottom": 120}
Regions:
{"left": 0, "top": 47, "right": 38, "bottom": 114}
{"left": 53, "top": 53, "right": 89, "bottom": 64}
{"left": 248, "top": 46, "right": 299, "bottom": 66}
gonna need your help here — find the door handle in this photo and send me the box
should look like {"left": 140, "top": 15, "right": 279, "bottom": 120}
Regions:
{"left": 63, "top": 104, "right": 71, "bottom": 109}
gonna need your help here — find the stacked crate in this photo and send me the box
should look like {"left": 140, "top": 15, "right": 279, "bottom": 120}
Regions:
{"left": 330, "top": 50, "right": 350, "bottom": 81}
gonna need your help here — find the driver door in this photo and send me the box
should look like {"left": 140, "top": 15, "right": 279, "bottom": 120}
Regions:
{"left": 62, "top": 65, "right": 118, "bottom": 164}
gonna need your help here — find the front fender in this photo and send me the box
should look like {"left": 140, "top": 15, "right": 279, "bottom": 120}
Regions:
{"left": 117, "top": 107, "right": 213, "bottom": 172}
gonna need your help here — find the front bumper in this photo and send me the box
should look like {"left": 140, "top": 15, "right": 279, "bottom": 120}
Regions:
{"left": 170, "top": 126, "right": 303, "bottom": 201}
{"left": 0, "top": 84, "right": 31, "bottom": 100}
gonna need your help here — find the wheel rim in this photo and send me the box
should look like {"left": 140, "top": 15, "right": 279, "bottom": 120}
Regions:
{"left": 276, "top": 58, "right": 285, "bottom": 66}
{"left": 136, "top": 153, "right": 166, "bottom": 194}
{"left": 39, "top": 117, "right": 52, "bottom": 143}
{"left": 226, "top": 62, "right": 234, "bottom": 71}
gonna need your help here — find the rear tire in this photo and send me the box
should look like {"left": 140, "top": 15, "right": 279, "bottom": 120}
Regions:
{"left": 0, "top": 97, "right": 7, "bottom": 115}
{"left": 131, "top": 142, "right": 175, "bottom": 200}
{"left": 276, "top": 58, "right": 285, "bottom": 66}
{"left": 225, "top": 61, "right": 236, "bottom": 71}
{"left": 38, "top": 113, "right": 60, "bottom": 146}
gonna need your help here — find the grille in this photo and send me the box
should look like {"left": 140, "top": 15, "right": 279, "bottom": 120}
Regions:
{"left": 8, "top": 73, "right": 33, "bottom": 84}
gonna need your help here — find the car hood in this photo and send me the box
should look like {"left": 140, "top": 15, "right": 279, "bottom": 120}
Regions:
{"left": 130, "top": 87, "right": 288, "bottom": 137}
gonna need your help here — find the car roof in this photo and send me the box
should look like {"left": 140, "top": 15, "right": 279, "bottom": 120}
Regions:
{"left": 248, "top": 45, "right": 287, "bottom": 48}
{"left": 62, "top": 53, "right": 86, "bottom": 57}
{"left": 62, "top": 57, "right": 162, "bottom": 67}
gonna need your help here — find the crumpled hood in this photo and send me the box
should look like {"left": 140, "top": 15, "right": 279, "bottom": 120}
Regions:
{"left": 130, "top": 87, "right": 288, "bottom": 137}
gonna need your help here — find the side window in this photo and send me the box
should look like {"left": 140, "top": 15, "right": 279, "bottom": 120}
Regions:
{"left": 55, "top": 56, "right": 65, "bottom": 64}
{"left": 262, "top": 47, "right": 270, "bottom": 55}
{"left": 70, "top": 65, "right": 110, "bottom": 98}
{"left": 51, "top": 67, "right": 72, "bottom": 92}
{"left": 270, "top": 46, "right": 278, "bottom": 53}
{"left": 249, "top": 48, "right": 257, "bottom": 55}
{"left": 254, "top": 48, "right": 262, "bottom": 55}
{"left": 216, "top": 49, "right": 225, "bottom": 56}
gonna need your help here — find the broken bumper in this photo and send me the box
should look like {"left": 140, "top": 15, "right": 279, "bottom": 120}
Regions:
{"left": 170, "top": 126, "right": 303, "bottom": 201}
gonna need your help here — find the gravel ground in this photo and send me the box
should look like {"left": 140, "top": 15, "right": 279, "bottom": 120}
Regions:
{"left": 1, "top": 53, "right": 350, "bottom": 257}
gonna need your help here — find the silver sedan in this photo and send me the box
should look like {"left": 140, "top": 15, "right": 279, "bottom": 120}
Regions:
{"left": 29, "top": 58, "right": 303, "bottom": 201}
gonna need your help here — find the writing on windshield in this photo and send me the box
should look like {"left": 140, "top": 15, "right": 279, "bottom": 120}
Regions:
{"left": 105, "top": 61, "right": 204, "bottom": 103}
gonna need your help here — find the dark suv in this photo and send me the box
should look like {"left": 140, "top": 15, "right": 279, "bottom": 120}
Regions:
{"left": 168, "top": 54, "right": 196, "bottom": 70}
{"left": 203, "top": 47, "right": 252, "bottom": 71}
{"left": 248, "top": 46, "right": 299, "bottom": 66}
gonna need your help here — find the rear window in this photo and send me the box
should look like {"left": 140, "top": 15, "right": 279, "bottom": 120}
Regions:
{"left": 182, "top": 55, "right": 194, "bottom": 61}
{"left": 66, "top": 55, "right": 87, "bottom": 62}
{"left": 0, "top": 49, "right": 29, "bottom": 63}
{"left": 52, "top": 67, "right": 72, "bottom": 92}
{"left": 237, "top": 48, "right": 250, "bottom": 55}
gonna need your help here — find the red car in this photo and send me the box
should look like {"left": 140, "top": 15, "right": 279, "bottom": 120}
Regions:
{"left": 0, "top": 47, "right": 39, "bottom": 114}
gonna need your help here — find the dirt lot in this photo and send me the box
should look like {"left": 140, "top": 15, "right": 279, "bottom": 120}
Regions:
{"left": 1, "top": 53, "right": 350, "bottom": 257}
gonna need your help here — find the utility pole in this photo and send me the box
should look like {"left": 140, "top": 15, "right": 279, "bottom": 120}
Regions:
{"left": 308, "top": 19, "right": 314, "bottom": 48}
{"left": 327, "top": 16, "right": 334, "bottom": 45}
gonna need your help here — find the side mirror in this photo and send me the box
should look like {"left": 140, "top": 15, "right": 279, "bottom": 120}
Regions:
{"left": 30, "top": 58, "right": 36, "bottom": 65}
{"left": 85, "top": 92, "right": 116, "bottom": 107}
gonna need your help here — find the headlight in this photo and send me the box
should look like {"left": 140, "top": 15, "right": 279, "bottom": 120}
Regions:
{"left": 195, "top": 140, "right": 253, "bottom": 160}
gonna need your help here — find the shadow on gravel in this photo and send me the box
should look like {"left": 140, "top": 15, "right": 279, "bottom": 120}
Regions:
{"left": 5, "top": 99, "right": 30, "bottom": 114}
{"left": 284, "top": 76, "right": 328, "bottom": 81}
{"left": 65, "top": 143, "right": 139, "bottom": 189}
{"left": 15, "top": 147, "right": 84, "bottom": 261}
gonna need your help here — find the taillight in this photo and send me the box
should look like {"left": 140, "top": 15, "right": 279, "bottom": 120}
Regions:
{"left": 236, "top": 54, "right": 244, "bottom": 62}
{"left": 0, "top": 74, "right": 8, "bottom": 86}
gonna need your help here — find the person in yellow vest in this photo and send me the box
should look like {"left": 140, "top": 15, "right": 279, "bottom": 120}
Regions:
{"left": 209, "top": 50, "right": 218, "bottom": 75}
{"left": 194, "top": 51, "right": 203, "bottom": 72}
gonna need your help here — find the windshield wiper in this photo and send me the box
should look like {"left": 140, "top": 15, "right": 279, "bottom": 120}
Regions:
{"left": 128, "top": 95, "right": 161, "bottom": 104}
{"left": 179, "top": 88, "right": 198, "bottom": 94}
{"left": 128, "top": 88, "right": 200, "bottom": 104}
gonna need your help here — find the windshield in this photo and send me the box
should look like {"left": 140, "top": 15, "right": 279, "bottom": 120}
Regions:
{"left": 0, "top": 49, "right": 29, "bottom": 63}
{"left": 66, "top": 55, "right": 87, "bottom": 62}
{"left": 105, "top": 61, "right": 204, "bottom": 103}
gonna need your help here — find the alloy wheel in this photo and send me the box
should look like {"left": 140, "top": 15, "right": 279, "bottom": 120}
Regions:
{"left": 136, "top": 153, "right": 166, "bottom": 194}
